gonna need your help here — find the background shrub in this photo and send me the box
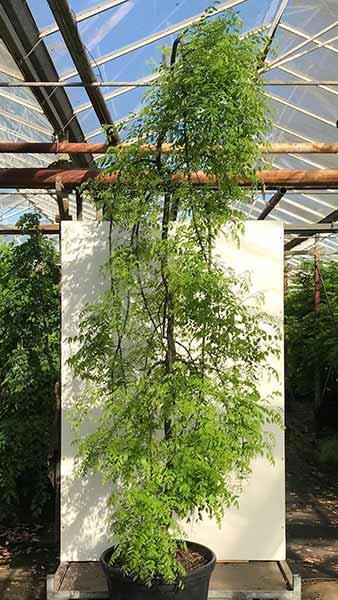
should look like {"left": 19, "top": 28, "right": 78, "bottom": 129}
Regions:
{"left": 285, "top": 259, "right": 338, "bottom": 399}
{"left": 0, "top": 214, "right": 60, "bottom": 522}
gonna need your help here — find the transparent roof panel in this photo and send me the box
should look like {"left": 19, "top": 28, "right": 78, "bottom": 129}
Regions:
{"left": 269, "top": 24, "right": 307, "bottom": 56}
{"left": 25, "top": 0, "right": 55, "bottom": 29}
{"left": 283, "top": 0, "right": 338, "bottom": 36}
{"left": 44, "top": 32, "right": 78, "bottom": 75}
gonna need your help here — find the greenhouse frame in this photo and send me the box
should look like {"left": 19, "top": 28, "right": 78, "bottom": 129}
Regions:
{"left": 1, "top": 2, "right": 338, "bottom": 600}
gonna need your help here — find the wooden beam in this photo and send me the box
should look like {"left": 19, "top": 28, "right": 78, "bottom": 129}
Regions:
{"left": 0, "top": 142, "right": 106, "bottom": 154}
{"left": 266, "top": 142, "right": 338, "bottom": 154}
{"left": 2, "top": 141, "right": 338, "bottom": 154}
{"left": 1, "top": 168, "right": 338, "bottom": 189}
{"left": 0, "top": 224, "right": 59, "bottom": 235}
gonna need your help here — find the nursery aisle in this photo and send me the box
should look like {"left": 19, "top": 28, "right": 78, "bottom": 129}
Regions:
{"left": 286, "top": 401, "right": 338, "bottom": 599}
{"left": 0, "top": 522, "right": 57, "bottom": 600}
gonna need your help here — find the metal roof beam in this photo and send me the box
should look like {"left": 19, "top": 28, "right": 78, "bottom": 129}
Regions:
{"left": 264, "top": 21, "right": 338, "bottom": 72}
{"left": 285, "top": 209, "right": 338, "bottom": 250}
{"left": 0, "top": 168, "right": 338, "bottom": 189}
{"left": 0, "top": 80, "right": 157, "bottom": 88}
{"left": 0, "top": 0, "right": 92, "bottom": 167}
{"left": 47, "top": 0, "right": 119, "bottom": 144}
{"left": 284, "top": 223, "right": 338, "bottom": 233}
{"left": 261, "top": 0, "right": 289, "bottom": 62}
{"left": 4, "top": 140, "right": 338, "bottom": 155}
{"left": 60, "top": 0, "right": 248, "bottom": 81}
{"left": 267, "top": 0, "right": 289, "bottom": 38}
{"left": 4, "top": 78, "right": 338, "bottom": 88}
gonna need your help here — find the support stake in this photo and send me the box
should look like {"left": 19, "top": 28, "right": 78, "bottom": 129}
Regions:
{"left": 314, "top": 244, "right": 321, "bottom": 412}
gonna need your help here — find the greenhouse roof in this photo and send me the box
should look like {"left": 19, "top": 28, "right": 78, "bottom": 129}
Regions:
{"left": 0, "top": 0, "right": 338, "bottom": 261}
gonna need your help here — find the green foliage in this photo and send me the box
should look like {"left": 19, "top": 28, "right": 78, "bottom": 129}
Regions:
{"left": 0, "top": 214, "right": 60, "bottom": 521}
{"left": 285, "top": 259, "right": 338, "bottom": 397}
{"left": 70, "top": 13, "right": 281, "bottom": 587}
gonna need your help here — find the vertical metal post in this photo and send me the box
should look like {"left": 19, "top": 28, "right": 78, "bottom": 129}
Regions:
{"left": 54, "top": 219, "right": 62, "bottom": 557}
{"left": 314, "top": 244, "right": 321, "bottom": 411}
{"left": 76, "top": 189, "right": 83, "bottom": 220}
{"left": 284, "top": 262, "right": 289, "bottom": 293}
{"left": 56, "top": 178, "right": 72, "bottom": 220}
{"left": 284, "top": 260, "right": 292, "bottom": 411}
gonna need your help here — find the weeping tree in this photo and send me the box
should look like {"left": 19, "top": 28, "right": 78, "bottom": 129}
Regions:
{"left": 70, "top": 12, "right": 282, "bottom": 587}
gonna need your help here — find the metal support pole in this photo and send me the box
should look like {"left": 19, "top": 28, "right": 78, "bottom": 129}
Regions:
{"left": 76, "top": 189, "right": 83, "bottom": 221}
{"left": 2, "top": 168, "right": 338, "bottom": 189}
{"left": 3, "top": 141, "right": 338, "bottom": 154}
{"left": 257, "top": 187, "right": 286, "bottom": 219}
{"left": 2, "top": 79, "right": 338, "bottom": 87}
{"left": 314, "top": 245, "right": 321, "bottom": 412}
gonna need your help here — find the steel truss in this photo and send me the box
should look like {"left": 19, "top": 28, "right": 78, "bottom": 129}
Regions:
{"left": 47, "top": 0, "right": 119, "bottom": 144}
{"left": 0, "top": 0, "right": 92, "bottom": 167}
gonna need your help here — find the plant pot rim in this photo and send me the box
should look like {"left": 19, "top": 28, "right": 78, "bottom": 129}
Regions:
{"left": 100, "top": 539, "right": 216, "bottom": 590}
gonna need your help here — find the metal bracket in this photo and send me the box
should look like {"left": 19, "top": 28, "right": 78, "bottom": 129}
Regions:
{"left": 55, "top": 176, "right": 72, "bottom": 221}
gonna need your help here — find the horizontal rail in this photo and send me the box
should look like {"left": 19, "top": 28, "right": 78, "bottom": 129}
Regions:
{"left": 1, "top": 169, "right": 338, "bottom": 189}
{"left": 284, "top": 223, "right": 338, "bottom": 233}
{"left": 0, "top": 224, "right": 60, "bottom": 235}
{"left": 2, "top": 142, "right": 338, "bottom": 154}
{"left": 0, "top": 223, "right": 336, "bottom": 237}
{"left": 264, "top": 80, "right": 338, "bottom": 86}
{"left": 0, "top": 80, "right": 338, "bottom": 87}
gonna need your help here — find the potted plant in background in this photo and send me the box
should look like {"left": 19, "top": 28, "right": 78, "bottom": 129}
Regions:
{"left": 69, "top": 10, "right": 282, "bottom": 600}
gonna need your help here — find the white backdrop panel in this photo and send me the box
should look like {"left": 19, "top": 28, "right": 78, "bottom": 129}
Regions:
{"left": 61, "top": 220, "right": 285, "bottom": 562}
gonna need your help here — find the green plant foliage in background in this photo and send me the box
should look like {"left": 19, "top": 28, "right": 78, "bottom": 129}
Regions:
{"left": 70, "top": 12, "right": 282, "bottom": 587}
{"left": 285, "top": 259, "right": 338, "bottom": 398}
{"left": 0, "top": 214, "right": 60, "bottom": 521}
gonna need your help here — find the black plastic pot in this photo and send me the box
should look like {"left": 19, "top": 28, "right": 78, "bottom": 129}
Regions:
{"left": 100, "top": 540, "right": 216, "bottom": 600}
